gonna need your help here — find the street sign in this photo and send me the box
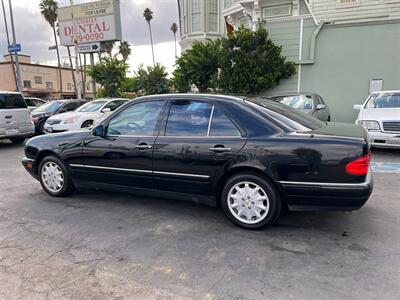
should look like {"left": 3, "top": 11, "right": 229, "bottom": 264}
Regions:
{"left": 78, "top": 42, "right": 101, "bottom": 53}
{"left": 8, "top": 43, "right": 21, "bottom": 53}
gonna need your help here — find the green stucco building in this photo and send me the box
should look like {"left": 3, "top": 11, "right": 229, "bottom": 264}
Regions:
{"left": 178, "top": 0, "right": 400, "bottom": 122}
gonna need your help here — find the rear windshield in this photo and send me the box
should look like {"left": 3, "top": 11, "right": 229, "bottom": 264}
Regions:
{"left": 271, "top": 94, "right": 314, "bottom": 110}
{"left": 0, "top": 94, "right": 27, "bottom": 109}
{"left": 247, "top": 98, "right": 325, "bottom": 131}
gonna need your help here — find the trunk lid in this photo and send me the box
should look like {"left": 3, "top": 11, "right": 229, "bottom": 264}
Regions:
{"left": 308, "top": 122, "right": 368, "bottom": 142}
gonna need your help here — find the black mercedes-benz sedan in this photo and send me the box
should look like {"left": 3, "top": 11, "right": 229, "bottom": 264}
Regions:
{"left": 22, "top": 94, "right": 373, "bottom": 229}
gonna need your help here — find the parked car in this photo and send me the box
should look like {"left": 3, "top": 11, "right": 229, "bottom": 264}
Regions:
{"left": 31, "top": 99, "right": 87, "bottom": 135}
{"left": 25, "top": 97, "right": 46, "bottom": 111}
{"left": 22, "top": 94, "right": 373, "bottom": 229}
{"left": 266, "top": 93, "right": 331, "bottom": 121}
{"left": 0, "top": 91, "right": 34, "bottom": 144}
{"left": 43, "top": 98, "right": 129, "bottom": 133}
{"left": 354, "top": 90, "right": 400, "bottom": 148}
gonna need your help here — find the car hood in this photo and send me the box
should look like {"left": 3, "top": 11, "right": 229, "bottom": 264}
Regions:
{"left": 360, "top": 108, "right": 400, "bottom": 121}
{"left": 308, "top": 122, "right": 368, "bottom": 141}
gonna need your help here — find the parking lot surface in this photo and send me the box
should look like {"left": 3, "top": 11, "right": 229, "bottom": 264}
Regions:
{"left": 0, "top": 141, "right": 399, "bottom": 300}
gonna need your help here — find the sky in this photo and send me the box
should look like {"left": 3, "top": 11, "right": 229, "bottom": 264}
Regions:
{"left": 0, "top": 0, "right": 181, "bottom": 75}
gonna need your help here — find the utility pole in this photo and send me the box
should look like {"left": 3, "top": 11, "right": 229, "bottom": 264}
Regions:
{"left": 7, "top": 0, "right": 22, "bottom": 93}
{"left": 1, "top": 0, "right": 17, "bottom": 90}
{"left": 70, "top": 0, "right": 82, "bottom": 99}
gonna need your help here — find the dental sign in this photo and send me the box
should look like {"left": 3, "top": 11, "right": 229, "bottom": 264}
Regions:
{"left": 58, "top": 0, "right": 121, "bottom": 46}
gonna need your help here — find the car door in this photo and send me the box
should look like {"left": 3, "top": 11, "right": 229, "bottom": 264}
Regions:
{"left": 74, "top": 99, "right": 166, "bottom": 190}
{"left": 152, "top": 98, "right": 247, "bottom": 197}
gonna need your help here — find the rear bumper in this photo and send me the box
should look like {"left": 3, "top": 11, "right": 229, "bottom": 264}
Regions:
{"left": 278, "top": 169, "right": 373, "bottom": 211}
{"left": 368, "top": 131, "right": 400, "bottom": 148}
{"left": 21, "top": 157, "right": 38, "bottom": 180}
{"left": 0, "top": 125, "right": 35, "bottom": 139}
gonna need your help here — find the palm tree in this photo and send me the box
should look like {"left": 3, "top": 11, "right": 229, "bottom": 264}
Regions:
{"left": 170, "top": 22, "right": 178, "bottom": 58}
{"left": 143, "top": 8, "right": 155, "bottom": 66}
{"left": 119, "top": 41, "right": 132, "bottom": 61}
{"left": 104, "top": 41, "right": 115, "bottom": 57}
{"left": 39, "top": 0, "right": 63, "bottom": 98}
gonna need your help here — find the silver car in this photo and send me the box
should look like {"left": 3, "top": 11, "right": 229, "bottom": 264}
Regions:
{"left": 0, "top": 91, "right": 35, "bottom": 144}
{"left": 354, "top": 90, "right": 400, "bottom": 148}
{"left": 267, "top": 93, "right": 331, "bottom": 121}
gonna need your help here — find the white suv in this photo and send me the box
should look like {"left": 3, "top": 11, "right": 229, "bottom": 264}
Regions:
{"left": 0, "top": 91, "right": 35, "bottom": 144}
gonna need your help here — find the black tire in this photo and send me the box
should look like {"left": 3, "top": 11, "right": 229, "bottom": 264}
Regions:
{"left": 9, "top": 137, "right": 25, "bottom": 144}
{"left": 38, "top": 155, "right": 75, "bottom": 197}
{"left": 221, "top": 173, "right": 282, "bottom": 229}
{"left": 81, "top": 120, "right": 93, "bottom": 128}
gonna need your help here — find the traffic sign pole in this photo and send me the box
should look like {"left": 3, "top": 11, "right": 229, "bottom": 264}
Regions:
{"left": 1, "top": 0, "right": 17, "bottom": 91}
{"left": 70, "top": 0, "right": 82, "bottom": 100}
{"left": 90, "top": 53, "right": 96, "bottom": 99}
{"left": 8, "top": 0, "right": 22, "bottom": 93}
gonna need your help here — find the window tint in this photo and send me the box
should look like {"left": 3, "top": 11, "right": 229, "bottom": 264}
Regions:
{"left": 165, "top": 100, "right": 213, "bottom": 136}
{"left": 107, "top": 101, "right": 164, "bottom": 136}
{"left": 25, "top": 99, "right": 34, "bottom": 106}
{"left": 63, "top": 102, "right": 80, "bottom": 112}
{"left": 210, "top": 107, "right": 241, "bottom": 136}
{"left": 0, "top": 94, "right": 27, "bottom": 109}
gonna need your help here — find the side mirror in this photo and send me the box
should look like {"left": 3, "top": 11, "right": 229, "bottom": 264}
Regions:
{"left": 102, "top": 108, "right": 111, "bottom": 113}
{"left": 93, "top": 124, "right": 105, "bottom": 137}
{"left": 353, "top": 104, "right": 363, "bottom": 110}
{"left": 316, "top": 104, "right": 326, "bottom": 110}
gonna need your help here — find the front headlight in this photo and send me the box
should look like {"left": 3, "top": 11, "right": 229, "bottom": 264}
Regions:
{"left": 360, "top": 120, "right": 380, "bottom": 131}
{"left": 64, "top": 117, "right": 77, "bottom": 124}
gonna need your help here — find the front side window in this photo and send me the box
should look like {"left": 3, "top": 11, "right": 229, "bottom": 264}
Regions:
{"left": 210, "top": 107, "right": 241, "bottom": 136}
{"left": 365, "top": 92, "right": 400, "bottom": 109}
{"left": 0, "top": 94, "right": 27, "bottom": 109}
{"left": 166, "top": 100, "right": 213, "bottom": 136}
{"left": 107, "top": 101, "right": 164, "bottom": 136}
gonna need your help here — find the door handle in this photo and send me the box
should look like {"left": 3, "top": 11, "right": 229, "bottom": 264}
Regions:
{"left": 134, "top": 143, "right": 152, "bottom": 150}
{"left": 5, "top": 115, "right": 12, "bottom": 119}
{"left": 209, "top": 146, "right": 232, "bottom": 153}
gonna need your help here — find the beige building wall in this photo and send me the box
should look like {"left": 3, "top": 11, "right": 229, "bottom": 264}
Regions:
{"left": 0, "top": 54, "right": 93, "bottom": 99}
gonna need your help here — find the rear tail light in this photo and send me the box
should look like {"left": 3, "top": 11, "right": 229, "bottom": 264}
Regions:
{"left": 345, "top": 152, "right": 371, "bottom": 175}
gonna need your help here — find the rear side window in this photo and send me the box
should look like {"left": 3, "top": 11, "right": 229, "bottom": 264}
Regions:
{"left": 210, "top": 107, "right": 241, "bottom": 136}
{"left": 0, "top": 94, "right": 27, "bottom": 109}
{"left": 166, "top": 100, "right": 213, "bottom": 136}
{"left": 62, "top": 102, "right": 80, "bottom": 112}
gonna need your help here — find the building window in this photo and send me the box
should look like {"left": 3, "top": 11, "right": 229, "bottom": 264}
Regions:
{"left": 224, "top": 0, "right": 232, "bottom": 8}
{"left": 46, "top": 82, "right": 53, "bottom": 90}
{"left": 262, "top": 4, "right": 292, "bottom": 18}
{"left": 191, "top": 0, "right": 202, "bottom": 32}
{"left": 23, "top": 80, "right": 31, "bottom": 88}
{"left": 34, "top": 76, "right": 42, "bottom": 84}
{"left": 67, "top": 83, "right": 72, "bottom": 90}
{"left": 207, "top": 0, "right": 218, "bottom": 32}
{"left": 337, "top": 0, "right": 360, "bottom": 8}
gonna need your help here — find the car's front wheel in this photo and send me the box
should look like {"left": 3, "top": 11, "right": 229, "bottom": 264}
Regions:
{"left": 221, "top": 173, "right": 282, "bottom": 229}
{"left": 38, "top": 155, "right": 75, "bottom": 197}
{"left": 81, "top": 120, "right": 93, "bottom": 128}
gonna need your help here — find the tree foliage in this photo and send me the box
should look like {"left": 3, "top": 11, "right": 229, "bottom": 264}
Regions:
{"left": 174, "top": 40, "right": 220, "bottom": 93}
{"left": 86, "top": 56, "right": 127, "bottom": 97}
{"left": 134, "top": 63, "right": 170, "bottom": 95}
{"left": 173, "top": 22, "right": 296, "bottom": 94}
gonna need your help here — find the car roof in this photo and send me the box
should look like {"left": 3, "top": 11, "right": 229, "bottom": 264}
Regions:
{"left": 372, "top": 90, "right": 400, "bottom": 94}
{"left": 136, "top": 93, "right": 244, "bottom": 103}
{"left": 0, "top": 91, "right": 22, "bottom": 95}
{"left": 268, "top": 92, "right": 316, "bottom": 97}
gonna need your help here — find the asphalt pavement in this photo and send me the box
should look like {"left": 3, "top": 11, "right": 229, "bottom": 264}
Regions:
{"left": 0, "top": 140, "right": 399, "bottom": 300}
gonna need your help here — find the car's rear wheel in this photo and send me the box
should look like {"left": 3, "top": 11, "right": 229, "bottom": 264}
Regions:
{"left": 221, "top": 173, "right": 281, "bottom": 229}
{"left": 9, "top": 137, "right": 25, "bottom": 144}
{"left": 81, "top": 120, "right": 93, "bottom": 128}
{"left": 38, "top": 155, "right": 74, "bottom": 197}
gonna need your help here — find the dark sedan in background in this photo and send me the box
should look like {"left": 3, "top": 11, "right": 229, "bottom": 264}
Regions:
{"left": 31, "top": 99, "right": 87, "bottom": 134}
{"left": 22, "top": 94, "right": 372, "bottom": 229}
{"left": 267, "top": 92, "right": 331, "bottom": 121}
